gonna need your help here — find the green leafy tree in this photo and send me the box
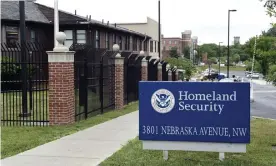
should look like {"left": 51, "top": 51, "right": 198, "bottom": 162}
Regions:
{"left": 169, "top": 47, "right": 179, "bottom": 58}
{"left": 232, "top": 54, "right": 240, "bottom": 63}
{"left": 245, "top": 61, "right": 262, "bottom": 72}
{"left": 267, "top": 65, "right": 276, "bottom": 85}
{"left": 164, "top": 57, "right": 196, "bottom": 80}
{"left": 183, "top": 46, "right": 190, "bottom": 59}
{"left": 209, "top": 57, "right": 217, "bottom": 64}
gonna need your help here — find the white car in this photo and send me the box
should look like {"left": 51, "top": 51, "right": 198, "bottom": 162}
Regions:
{"left": 246, "top": 73, "right": 260, "bottom": 79}
{"left": 219, "top": 78, "right": 235, "bottom": 82}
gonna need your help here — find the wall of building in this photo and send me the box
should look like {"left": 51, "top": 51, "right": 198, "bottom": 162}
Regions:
{"left": 117, "top": 17, "right": 162, "bottom": 58}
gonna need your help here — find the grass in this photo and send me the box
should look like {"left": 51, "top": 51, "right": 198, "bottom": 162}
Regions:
{"left": 1, "top": 101, "right": 138, "bottom": 159}
{"left": 197, "top": 65, "right": 246, "bottom": 72}
{"left": 1, "top": 91, "right": 48, "bottom": 123}
{"left": 1, "top": 88, "right": 111, "bottom": 124}
{"left": 101, "top": 119, "right": 276, "bottom": 166}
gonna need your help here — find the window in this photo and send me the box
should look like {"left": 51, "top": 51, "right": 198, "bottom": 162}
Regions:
{"left": 64, "top": 30, "right": 73, "bottom": 47}
{"left": 119, "top": 36, "right": 122, "bottom": 50}
{"left": 133, "top": 37, "right": 137, "bottom": 51}
{"left": 130, "top": 36, "right": 133, "bottom": 50}
{"left": 150, "top": 41, "right": 153, "bottom": 52}
{"left": 95, "top": 30, "right": 100, "bottom": 48}
{"left": 169, "top": 41, "right": 171, "bottom": 44}
{"left": 6, "top": 26, "right": 19, "bottom": 47}
{"left": 105, "top": 32, "right": 109, "bottom": 49}
{"left": 30, "top": 30, "right": 36, "bottom": 42}
{"left": 125, "top": 36, "right": 128, "bottom": 50}
{"left": 158, "top": 41, "right": 160, "bottom": 53}
{"left": 163, "top": 41, "right": 166, "bottom": 44}
{"left": 139, "top": 40, "right": 142, "bottom": 51}
{"left": 144, "top": 40, "right": 148, "bottom": 51}
{"left": 175, "top": 41, "right": 177, "bottom": 44}
{"left": 77, "top": 30, "right": 86, "bottom": 44}
{"left": 113, "top": 33, "right": 116, "bottom": 44}
{"left": 155, "top": 41, "right": 157, "bottom": 52}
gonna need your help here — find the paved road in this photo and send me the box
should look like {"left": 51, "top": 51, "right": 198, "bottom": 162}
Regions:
{"left": 229, "top": 71, "right": 276, "bottom": 119}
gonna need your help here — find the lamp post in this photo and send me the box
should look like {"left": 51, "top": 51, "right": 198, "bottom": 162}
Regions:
{"left": 218, "top": 42, "right": 223, "bottom": 75}
{"left": 227, "top": 9, "right": 237, "bottom": 78}
{"left": 54, "top": 0, "right": 59, "bottom": 47}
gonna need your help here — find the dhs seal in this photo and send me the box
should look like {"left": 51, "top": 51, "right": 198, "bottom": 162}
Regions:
{"left": 151, "top": 89, "right": 175, "bottom": 114}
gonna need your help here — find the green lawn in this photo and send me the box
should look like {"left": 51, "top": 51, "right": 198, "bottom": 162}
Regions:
{"left": 197, "top": 65, "right": 246, "bottom": 72}
{"left": 101, "top": 119, "right": 276, "bottom": 166}
{"left": 1, "top": 89, "right": 112, "bottom": 124}
{"left": 1, "top": 91, "right": 48, "bottom": 124}
{"left": 1, "top": 101, "right": 138, "bottom": 159}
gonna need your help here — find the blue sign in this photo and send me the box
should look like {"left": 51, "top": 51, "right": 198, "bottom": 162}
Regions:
{"left": 139, "top": 82, "right": 250, "bottom": 143}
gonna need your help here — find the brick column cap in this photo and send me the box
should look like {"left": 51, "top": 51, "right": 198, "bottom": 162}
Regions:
{"left": 168, "top": 70, "right": 172, "bottom": 75}
{"left": 115, "top": 56, "right": 124, "bottom": 65}
{"left": 47, "top": 51, "right": 75, "bottom": 63}
{"left": 158, "top": 63, "right": 162, "bottom": 69}
{"left": 141, "top": 58, "right": 148, "bottom": 67}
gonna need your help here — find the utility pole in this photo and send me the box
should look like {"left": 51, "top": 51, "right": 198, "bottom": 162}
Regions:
{"left": 250, "top": 35, "right": 257, "bottom": 102}
{"left": 19, "top": 1, "right": 30, "bottom": 117}
{"left": 54, "top": 0, "right": 59, "bottom": 47}
{"left": 158, "top": 0, "right": 161, "bottom": 59}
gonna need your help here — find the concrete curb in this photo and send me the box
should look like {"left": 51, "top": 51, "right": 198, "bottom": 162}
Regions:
{"left": 252, "top": 116, "right": 276, "bottom": 121}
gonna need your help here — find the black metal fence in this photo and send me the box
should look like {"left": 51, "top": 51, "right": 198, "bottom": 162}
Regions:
{"left": 1, "top": 42, "right": 49, "bottom": 126}
{"left": 162, "top": 62, "right": 168, "bottom": 81}
{"left": 148, "top": 58, "right": 158, "bottom": 81}
{"left": 172, "top": 70, "right": 176, "bottom": 81}
{"left": 122, "top": 52, "right": 143, "bottom": 104}
{"left": 72, "top": 44, "right": 116, "bottom": 121}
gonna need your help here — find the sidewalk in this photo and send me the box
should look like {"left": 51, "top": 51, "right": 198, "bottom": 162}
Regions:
{"left": 1, "top": 111, "right": 138, "bottom": 166}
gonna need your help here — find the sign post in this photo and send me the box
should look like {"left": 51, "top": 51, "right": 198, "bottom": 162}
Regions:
{"left": 139, "top": 82, "right": 250, "bottom": 161}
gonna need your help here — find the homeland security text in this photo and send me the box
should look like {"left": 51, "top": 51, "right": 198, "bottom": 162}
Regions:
{"left": 178, "top": 91, "right": 237, "bottom": 114}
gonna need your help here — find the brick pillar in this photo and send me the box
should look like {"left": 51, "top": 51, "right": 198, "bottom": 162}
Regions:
{"left": 114, "top": 51, "right": 125, "bottom": 110}
{"left": 141, "top": 57, "right": 148, "bottom": 81}
{"left": 47, "top": 32, "right": 75, "bottom": 125}
{"left": 158, "top": 63, "right": 162, "bottom": 81}
{"left": 168, "top": 70, "right": 172, "bottom": 81}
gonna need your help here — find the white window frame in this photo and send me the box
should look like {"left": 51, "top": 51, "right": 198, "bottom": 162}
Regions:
{"left": 64, "top": 30, "right": 73, "bottom": 48}
{"left": 76, "top": 30, "right": 86, "bottom": 44}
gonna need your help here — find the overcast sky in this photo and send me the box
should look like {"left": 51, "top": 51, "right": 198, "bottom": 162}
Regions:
{"left": 37, "top": 0, "right": 274, "bottom": 45}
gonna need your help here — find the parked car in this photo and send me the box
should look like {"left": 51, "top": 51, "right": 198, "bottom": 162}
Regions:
{"left": 246, "top": 73, "right": 260, "bottom": 79}
{"left": 219, "top": 78, "right": 235, "bottom": 82}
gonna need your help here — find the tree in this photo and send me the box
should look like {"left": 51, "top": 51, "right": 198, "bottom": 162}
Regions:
{"left": 169, "top": 47, "right": 179, "bottom": 58}
{"left": 164, "top": 57, "right": 196, "bottom": 80}
{"left": 232, "top": 54, "right": 240, "bottom": 63}
{"left": 183, "top": 46, "right": 190, "bottom": 59}
{"left": 267, "top": 65, "right": 276, "bottom": 85}
{"left": 209, "top": 57, "right": 217, "bottom": 64}
{"left": 198, "top": 43, "right": 218, "bottom": 58}
{"left": 244, "top": 36, "right": 276, "bottom": 76}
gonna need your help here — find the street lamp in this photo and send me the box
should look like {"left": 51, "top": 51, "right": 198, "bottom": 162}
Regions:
{"left": 227, "top": 9, "right": 237, "bottom": 78}
{"left": 218, "top": 42, "right": 223, "bottom": 75}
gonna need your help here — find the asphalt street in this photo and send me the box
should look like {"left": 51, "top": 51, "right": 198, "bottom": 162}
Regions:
{"left": 229, "top": 71, "right": 276, "bottom": 119}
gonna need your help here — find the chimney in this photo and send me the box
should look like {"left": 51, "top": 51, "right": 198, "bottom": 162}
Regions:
{"left": 75, "top": 10, "right": 77, "bottom": 15}
{"left": 107, "top": 21, "right": 109, "bottom": 25}
{"left": 86, "top": 15, "right": 88, "bottom": 21}
{"left": 102, "top": 19, "right": 104, "bottom": 23}
{"left": 115, "top": 23, "right": 116, "bottom": 27}
{"left": 89, "top": 15, "right": 91, "bottom": 21}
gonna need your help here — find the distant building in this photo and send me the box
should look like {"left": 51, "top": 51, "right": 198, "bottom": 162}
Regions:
{"left": 234, "top": 36, "right": 240, "bottom": 45}
{"left": 202, "top": 52, "right": 208, "bottom": 64}
{"left": 117, "top": 17, "right": 161, "bottom": 58}
{"left": 161, "top": 30, "right": 198, "bottom": 59}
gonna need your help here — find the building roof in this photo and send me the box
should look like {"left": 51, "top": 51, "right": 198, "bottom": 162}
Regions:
{"left": 35, "top": 3, "right": 87, "bottom": 23}
{"left": 1, "top": 1, "right": 151, "bottom": 38}
{"left": 1, "top": 1, "right": 50, "bottom": 23}
{"left": 162, "top": 37, "right": 181, "bottom": 40}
